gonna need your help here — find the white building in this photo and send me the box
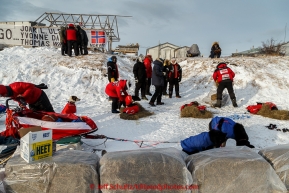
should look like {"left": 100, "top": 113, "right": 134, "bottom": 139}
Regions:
{"left": 146, "top": 43, "right": 197, "bottom": 59}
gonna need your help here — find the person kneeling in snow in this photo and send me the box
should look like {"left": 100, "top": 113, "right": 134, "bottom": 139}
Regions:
{"left": 61, "top": 96, "right": 80, "bottom": 114}
{"left": 209, "top": 116, "right": 255, "bottom": 148}
{"left": 0, "top": 82, "right": 54, "bottom": 112}
{"left": 105, "top": 79, "right": 131, "bottom": 113}
{"left": 181, "top": 130, "right": 227, "bottom": 155}
{"left": 122, "top": 95, "right": 139, "bottom": 115}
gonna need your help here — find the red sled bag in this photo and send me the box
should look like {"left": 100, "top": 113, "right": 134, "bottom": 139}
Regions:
{"left": 180, "top": 101, "right": 206, "bottom": 112}
{"left": 197, "top": 105, "right": 206, "bottom": 112}
{"left": 180, "top": 101, "right": 199, "bottom": 111}
{"left": 246, "top": 102, "right": 278, "bottom": 114}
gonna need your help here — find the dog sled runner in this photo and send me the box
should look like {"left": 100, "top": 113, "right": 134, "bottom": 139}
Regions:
{"left": 0, "top": 98, "right": 98, "bottom": 141}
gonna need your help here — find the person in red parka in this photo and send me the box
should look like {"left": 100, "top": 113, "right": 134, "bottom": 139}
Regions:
{"left": 0, "top": 82, "right": 55, "bottom": 112}
{"left": 212, "top": 62, "right": 237, "bottom": 108}
{"left": 65, "top": 24, "right": 79, "bottom": 57}
{"left": 122, "top": 95, "right": 139, "bottom": 115}
{"left": 143, "top": 55, "right": 153, "bottom": 96}
{"left": 61, "top": 96, "right": 80, "bottom": 114}
{"left": 105, "top": 80, "right": 131, "bottom": 113}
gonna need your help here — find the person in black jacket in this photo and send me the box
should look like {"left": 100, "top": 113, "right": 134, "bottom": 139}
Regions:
{"left": 209, "top": 42, "right": 222, "bottom": 58}
{"left": 133, "top": 57, "right": 148, "bottom": 100}
{"left": 107, "top": 56, "right": 119, "bottom": 82}
{"left": 149, "top": 58, "right": 165, "bottom": 106}
{"left": 76, "top": 25, "right": 88, "bottom": 55}
{"left": 162, "top": 59, "right": 170, "bottom": 95}
{"left": 167, "top": 58, "right": 182, "bottom": 98}
{"left": 59, "top": 26, "right": 67, "bottom": 56}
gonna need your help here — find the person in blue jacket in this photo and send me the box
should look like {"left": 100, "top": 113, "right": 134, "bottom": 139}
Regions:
{"left": 209, "top": 116, "right": 255, "bottom": 148}
{"left": 181, "top": 130, "right": 227, "bottom": 155}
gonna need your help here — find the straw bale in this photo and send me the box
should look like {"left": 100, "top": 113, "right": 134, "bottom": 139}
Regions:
{"left": 202, "top": 87, "right": 230, "bottom": 107}
{"left": 120, "top": 102, "right": 154, "bottom": 120}
{"left": 185, "top": 146, "right": 287, "bottom": 193}
{"left": 99, "top": 147, "right": 192, "bottom": 193}
{"left": 180, "top": 106, "right": 213, "bottom": 119}
{"left": 257, "top": 104, "right": 289, "bottom": 120}
{"left": 259, "top": 144, "right": 289, "bottom": 190}
{"left": 4, "top": 149, "right": 100, "bottom": 193}
{"left": 211, "top": 93, "right": 217, "bottom": 101}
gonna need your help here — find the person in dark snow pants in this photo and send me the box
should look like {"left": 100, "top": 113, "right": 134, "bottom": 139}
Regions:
{"left": 209, "top": 116, "right": 255, "bottom": 148}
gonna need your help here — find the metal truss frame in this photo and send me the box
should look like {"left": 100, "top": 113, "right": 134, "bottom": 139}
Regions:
{"left": 33, "top": 12, "right": 131, "bottom": 51}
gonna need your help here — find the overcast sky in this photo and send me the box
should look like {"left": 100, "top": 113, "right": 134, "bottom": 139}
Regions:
{"left": 1, "top": 0, "right": 288, "bottom": 56}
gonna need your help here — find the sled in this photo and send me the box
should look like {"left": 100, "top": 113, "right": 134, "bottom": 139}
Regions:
{"left": 0, "top": 98, "right": 98, "bottom": 141}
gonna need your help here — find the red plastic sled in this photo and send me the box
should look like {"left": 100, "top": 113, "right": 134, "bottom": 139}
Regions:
{"left": 1, "top": 99, "right": 98, "bottom": 141}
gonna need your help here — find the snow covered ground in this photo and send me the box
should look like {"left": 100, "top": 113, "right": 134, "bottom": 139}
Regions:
{"left": 1, "top": 46, "right": 289, "bottom": 154}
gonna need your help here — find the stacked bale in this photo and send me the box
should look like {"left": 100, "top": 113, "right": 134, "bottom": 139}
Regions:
{"left": 202, "top": 88, "right": 230, "bottom": 107}
{"left": 257, "top": 104, "right": 289, "bottom": 120}
{"left": 4, "top": 149, "right": 100, "bottom": 193}
{"left": 99, "top": 147, "right": 192, "bottom": 193}
{"left": 180, "top": 105, "right": 213, "bottom": 118}
{"left": 259, "top": 144, "right": 289, "bottom": 190}
{"left": 185, "top": 146, "right": 287, "bottom": 193}
{"left": 120, "top": 102, "right": 154, "bottom": 120}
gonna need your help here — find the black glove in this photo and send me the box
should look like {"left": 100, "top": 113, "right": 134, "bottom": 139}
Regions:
{"left": 236, "top": 140, "right": 255, "bottom": 148}
{"left": 178, "top": 78, "right": 181, "bottom": 82}
{"left": 245, "top": 141, "right": 255, "bottom": 148}
{"left": 34, "top": 83, "right": 48, "bottom": 89}
{"left": 135, "top": 78, "right": 138, "bottom": 84}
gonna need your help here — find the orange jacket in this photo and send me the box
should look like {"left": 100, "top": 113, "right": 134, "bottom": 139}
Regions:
{"left": 105, "top": 80, "right": 128, "bottom": 102}
{"left": 61, "top": 102, "right": 77, "bottom": 114}
{"left": 143, "top": 56, "right": 152, "bottom": 78}
{"left": 9, "top": 82, "right": 42, "bottom": 104}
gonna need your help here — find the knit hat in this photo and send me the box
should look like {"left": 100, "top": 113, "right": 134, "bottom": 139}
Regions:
{"left": 0, "top": 85, "right": 7, "bottom": 96}
{"left": 68, "top": 96, "right": 80, "bottom": 103}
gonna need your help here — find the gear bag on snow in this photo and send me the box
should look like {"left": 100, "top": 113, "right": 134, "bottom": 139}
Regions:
{"left": 246, "top": 102, "right": 278, "bottom": 114}
{"left": 180, "top": 101, "right": 206, "bottom": 112}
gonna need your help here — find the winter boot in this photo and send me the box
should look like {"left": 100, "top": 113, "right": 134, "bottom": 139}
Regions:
{"left": 213, "top": 100, "right": 221, "bottom": 108}
{"left": 231, "top": 98, "right": 238, "bottom": 107}
{"left": 176, "top": 92, "right": 181, "bottom": 98}
{"left": 149, "top": 102, "right": 156, "bottom": 107}
{"left": 142, "top": 96, "right": 148, "bottom": 100}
